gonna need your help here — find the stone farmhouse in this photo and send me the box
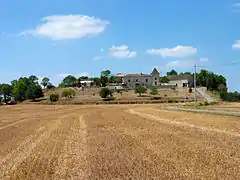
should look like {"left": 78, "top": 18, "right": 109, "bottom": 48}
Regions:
{"left": 168, "top": 74, "right": 193, "bottom": 88}
{"left": 115, "top": 68, "right": 160, "bottom": 88}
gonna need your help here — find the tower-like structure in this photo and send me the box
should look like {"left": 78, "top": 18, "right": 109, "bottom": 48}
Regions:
{"left": 151, "top": 68, "right": 160, "bottom": 86}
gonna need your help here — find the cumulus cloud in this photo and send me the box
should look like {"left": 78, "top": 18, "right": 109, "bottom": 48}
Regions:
{"left": 22, "top": 15, "right": 110, "bottom": 40}
{"left": 167, "top": 60, "right": 195, "bottom": 68}
{"left": 167, "top": 57, "right": 208, "bottom": 69}
{"left": 109, "top": 45, "right": 136, "bottom": 58}
{"left": 232, "top": 40, "right": 240, "bottom": 49}
{"left": 146, "top": 45, "right": 197, "bottom": 58}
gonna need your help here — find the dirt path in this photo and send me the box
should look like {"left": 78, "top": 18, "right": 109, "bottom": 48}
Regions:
{"left": 0, "top": 104, "right": 239, "bottom": 179}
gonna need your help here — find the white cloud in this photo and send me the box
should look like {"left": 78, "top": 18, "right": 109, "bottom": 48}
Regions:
{"left": 58, "top": 72, "right": 90, "bottom": 78}
{"left": 93, "top": 56, "right": 104, "bottom": 60}
{"left": 22, "top": 15, "right": 110, "bottom": 40}
{"left": 167, "top": 60, "right": 196, "bottom": 68}
{"left": 109, "top": 45, "right": 136, "bottom": 58}
{"left": 232, "top": 40, "right": 240, "bottom": 49}
{"left": 199, "top": 58, "right": 209, "bottom": 62}
{"left": 146, "top": 45, "right": 197, "bottom": 58}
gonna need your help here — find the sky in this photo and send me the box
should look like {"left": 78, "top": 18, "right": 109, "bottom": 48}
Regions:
{"left": 0, "top": 0, "right": 240, "bottom": 91}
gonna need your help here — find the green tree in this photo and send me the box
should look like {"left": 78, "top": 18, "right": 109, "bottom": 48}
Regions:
{"left": 99, "top": 70, "right": 111, "bottom": 87}
{"left": 150, "top": 87, "right": 158, "bottom": 96}
{"left": 29, "top": 75, "right": 38, "bottom": 83}
{"left": 92, "top": 77, "right": 101, "bottom": 86}
{"left": 0, "top": 84, "right": 13, "bottom": 103}
{"left": 26, "top": 83, "right": 44, "bottom": 101}
{"left": 41, "top": 77, "right": 50, "bottom": 88}
{"left": 196, "top": 69, "right": 227, "bottom": 91}
{"left": 180, "top": 72, "right": 191, "bottom": 75}
{"left": 101, "top": 70, "right": 111, "bottom": 78}
{"left": 160, "top": 76, "right": 170, "bottom": 83}
{"left": 135, "top": 86, "right": 147, "bottom": 96}
{"left": 167, "top": 69, "right": 178, "bottom": 76}
{"left": 62, "top": 75, "right": 77, "bottom": 87}
{"left": 12, "top": 76, "right": 44, "bottom": 102}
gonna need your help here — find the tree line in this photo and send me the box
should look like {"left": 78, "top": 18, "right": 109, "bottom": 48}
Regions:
{"left": 0, "top": 68, "right": 233, "bottom": 103}
{"left": 0, "top": 75, "right": 44, "bottom": 103}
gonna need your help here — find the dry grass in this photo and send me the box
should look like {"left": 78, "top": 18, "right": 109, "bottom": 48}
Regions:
{"left": 0, "top": 104, "right": 239, "bottom": 179}
{"left": 44, "top": 87, "right": 203, "bottom": 102}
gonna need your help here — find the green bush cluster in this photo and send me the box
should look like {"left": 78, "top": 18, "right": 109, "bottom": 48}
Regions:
{"left": 62, "top": 89, "right": 75, "bottom": 99}
{"left": 135, "top": 86, "right": 147, "bottom": 96}
{"left": 99, "top": 87, "right": 112, "bottom": 98}
{"left": 50, "top": 93, "right": 59, "bottom": 102}
{"left": 220, "top": 92, "right": 240, "bottom": 102}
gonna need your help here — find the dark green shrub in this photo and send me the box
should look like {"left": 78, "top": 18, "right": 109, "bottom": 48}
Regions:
{"left": 168, "top": 99, "right": 173, "bottom": 103}
{"left": 50, "top": 93, "right": 59, "bottom": 102}
{"left": 220, "top": 92, "right": 240, "bottom": 102}
{"left": 204, "top": 101, "right": 209, "bottom": 106}
{"left": 151, "top": 96, "right": 162, "bottom": 100}
{"left": 150, "top": 87, "right": 158, "bottom": 96}
{"left": 99, "top": 87, "right": 112, "bottom": 98}
{"left": 135, "top": 86, "right": 147, "bottom": 96}
{"left": 189, "top": 88, "right": 193, "bottom": 93}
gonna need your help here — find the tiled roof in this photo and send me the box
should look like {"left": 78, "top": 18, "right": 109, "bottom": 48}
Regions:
{"left": 151, "top": 68, "right": 159, "bottom": 75}
{"left": 168, "top": 75, "right": 193, "bottom": 81}
{"left": 123, "top": 74, "right": 152, "bottom": 77}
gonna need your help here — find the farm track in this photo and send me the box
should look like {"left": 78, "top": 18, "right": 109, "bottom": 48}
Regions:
{"left": 0, "top": 104, "right": 240, "bottom": 179}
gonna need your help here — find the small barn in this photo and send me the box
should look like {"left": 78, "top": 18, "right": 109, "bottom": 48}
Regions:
{"left": 168, "top": 75, "right": 193, "bottom": 88}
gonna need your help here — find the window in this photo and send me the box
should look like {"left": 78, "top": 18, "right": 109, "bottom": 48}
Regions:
{"left": 155, "top": 82, "right": 157, "bottom": 85}
{"left": 136, "top": 79, "right": 138, "bottom": 82}
{"left": 155, "top": 77, "right": 157, "bottom": 80}
{"left": 146, "top": 79, "right": 148, "bottom": 82}
{"left": 128, "top": 79, "right": 130, "bottom": 82}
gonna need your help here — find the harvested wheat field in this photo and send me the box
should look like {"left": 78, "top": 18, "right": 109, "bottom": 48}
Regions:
{"left": 0, "top": 104, "right": 240, "bottom": 179}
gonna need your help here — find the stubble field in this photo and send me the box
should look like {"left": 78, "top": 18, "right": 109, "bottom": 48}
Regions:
{"left": 0, "top": 104, "right": 240, "bottom": 179}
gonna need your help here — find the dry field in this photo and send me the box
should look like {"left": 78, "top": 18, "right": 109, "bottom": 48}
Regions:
{"left": 0, "top": 104, "right": 240, "bottom": 179}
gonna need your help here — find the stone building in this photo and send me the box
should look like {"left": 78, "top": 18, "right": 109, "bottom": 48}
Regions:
{"left": 168, "top": 74, "right": 193, "bottom": 87}
{"left": 115, "top": 68, "right": 160, "bottom": 88}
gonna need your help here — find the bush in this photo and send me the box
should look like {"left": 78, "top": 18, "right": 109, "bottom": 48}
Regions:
{"left": 62, "top": 89, "right": 75, "bottom": 99}
{"left": 220, "top": 92, "right": 240, "bottom": 102}
{"left": 150, "top": 87, "right": 158, "bottom": 96}
{"left": 189, "top": 88, "right": 193, "bottom": 93}
{"left": 99, "top": 87, "right": 112, "bottom": 98}
{"left": 151, "top": 96, "right": 162, "bottom": 100}
{"left": 135, "top": 86, "right": 147, "bottom": 96}
{"left": 50, "top": 93, "right": 59, "bottom": 102}
{"left": 204, "top": 101, "right": 209, "bottom": 106}
{"left": 168, "top": 99, "right": 173, "bottom": 103}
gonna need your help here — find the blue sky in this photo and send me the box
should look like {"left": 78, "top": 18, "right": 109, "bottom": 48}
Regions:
{"left": 0, "top": 0, "right": 240, "bottom": 91}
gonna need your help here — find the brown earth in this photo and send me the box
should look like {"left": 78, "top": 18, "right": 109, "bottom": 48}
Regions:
{"left": 0, "top": 104, "right": 240, "bottom": 179}
{"left": 44, "top": 87, "right": 202, "bottom": 102}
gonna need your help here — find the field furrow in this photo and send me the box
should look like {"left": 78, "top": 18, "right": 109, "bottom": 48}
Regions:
{"left": 0, "top": 104, "right": 239, "bottom": 179}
